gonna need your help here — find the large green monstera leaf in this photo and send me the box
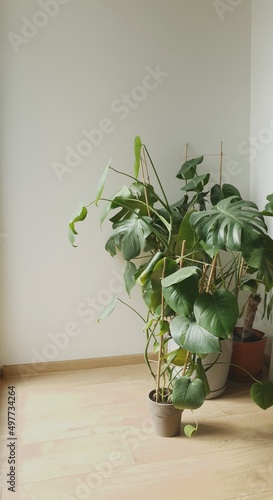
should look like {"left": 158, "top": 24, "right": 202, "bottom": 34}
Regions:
{"left": 105, "top": 213, "right": 153, "bottom": 260}
{"left": 161, "top": 266, "right": 201, "bottom": 317}
{"left": 190, "top": 197, "right": 267, "bottom": 250}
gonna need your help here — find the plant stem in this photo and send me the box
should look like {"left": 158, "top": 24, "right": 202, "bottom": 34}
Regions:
{"left": 140, "top": 149, "right": 151, "bottom": 217}
{"left": 98, "top": 196, "right": 170, "bottom": 250}
{"left": 117, "top": 298, "right": 146, "bottom": 323}
{"left": 144, "top": 323, "right": 157, "bottom": 381}
{"left": 236, "top": 257, "right": 245, "bottom": 300}
{"left": 156, "top": 258, "right": 166, "bottom": 402}
{"left": 143, "top": 145, "right": 170, "bottom": 210}
{"left": 109, "top": 166, "right": 170, "bottom": 211}
{"left": 206, "top": 255, "right": 218, "bottom": 292}
{"left": 182, "top": 350, "right": 191, "bottom": 376}
{"left": 219, "top": 140, "right": 223, "bottom": 187}
{"left": 199, "top": 263, "right": 208, "bottom": 293}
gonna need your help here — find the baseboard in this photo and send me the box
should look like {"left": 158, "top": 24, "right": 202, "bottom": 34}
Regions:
{"left": 2, "top": 352, "right": 270, "bottom": 380}
{"left": 2, "top": 353, "right": 157, "bottom": 379}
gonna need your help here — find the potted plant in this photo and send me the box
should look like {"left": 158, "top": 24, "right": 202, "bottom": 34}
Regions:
{"left": 69, "top": 136, "right": 273, "bottom": 436}
{"left": 190, "top": 187, "right": 273, "bottom": 381}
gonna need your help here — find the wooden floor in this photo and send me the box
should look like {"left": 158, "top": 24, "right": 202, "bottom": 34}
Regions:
{"left": 0, "top": 363, "right": 273, "bottom": 500}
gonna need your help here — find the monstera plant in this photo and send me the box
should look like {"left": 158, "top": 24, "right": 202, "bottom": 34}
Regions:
{"left": 69, "top": 136, "right": 273, "bottom": 436}
{"left": 190, "top": 186, "right": 273, "bottom": 381}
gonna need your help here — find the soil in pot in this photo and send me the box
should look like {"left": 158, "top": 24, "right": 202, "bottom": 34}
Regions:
{"left": 229, "top": 328, "right": 266, "bottom": 382}
{"left": 148, "top": 389, "right": 182, "bottom": 437}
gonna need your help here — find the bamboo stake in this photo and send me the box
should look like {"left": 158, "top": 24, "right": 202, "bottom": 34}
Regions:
{"left": 219, "top": 140, "right": 223, "bottom": 187}
{"left": 206, "top": 255, "right": 218, "bottom": 293}
{"left": 141, "top": 146, "right": 151, "bottom": 185}
{"left": 185, "top": 143, "right": 188, "bottom": 161}
{"left": 180, "top": 240, "right": 186, "bottom": 269}
{"left": 155, "top": 258, "right": 166, "bottom": 402}
{"left": 199, "top": 263, "right": 209, "bottom": 293}
{"left": 182, "top": 350, "right": 191, "bottom": 376}
{"left": 236, "top": 257, "right": 245, "bottom": 299}
{"left": 181, "top": 153, "right": 226, "bottom": 159}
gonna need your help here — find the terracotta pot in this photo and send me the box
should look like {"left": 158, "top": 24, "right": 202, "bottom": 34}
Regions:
{"left": 148, "top": 389, "right": 182, "bottom": 437}
{"left": 229, "top": 328, "right": 266, "bottom": 382}
{"left": 203, "top": 338, "right": 233, "bottom": 399}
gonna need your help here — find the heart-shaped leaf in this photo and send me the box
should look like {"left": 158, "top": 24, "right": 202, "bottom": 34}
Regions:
{"left": 162, "top": 275, "right": 199, "bottom": 317}
{"left": 172, "top": 376, "right": 206, "bottom": 410}
{"left": 178, "top": 211, "right": 198, "bottom": 248}
{"left": 170, "top": 316, "right": 220, "bottom": 354}
{"left": 184, "top": 424, "right": 198, "bottom": 438}
{"left": 250, "top": 381, "right": 273, "bottom": 410}
{"left": 194, "top": 290, "right": 239, "bottom": 338}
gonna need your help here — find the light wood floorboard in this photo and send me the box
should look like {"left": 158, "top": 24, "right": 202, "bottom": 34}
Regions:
{"left": 0, "top": 364, "right": 273, "bottom": 499}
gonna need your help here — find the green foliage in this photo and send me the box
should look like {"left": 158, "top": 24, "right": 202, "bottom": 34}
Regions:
{"left": 124, "top": 261, "right": 137, "bottom": 296}
{"left": 68, "top": 135, "right": 273, "bottom": 431}
{"left": 190, "top": 197, "right": 267, "bottom": 250}
{"left": 182, "top": 173, "right": 210, "bottom": 193}
{"left": 176, "top": 156, "right": 204, "bottom": 180}
{"left": 68, "top": 203, "right": 88, "bottom": 246}
{"left": 98, "top": 295, "right": 117, "bottom": 321}
{"left": 242, "top": 235, "right": 273, "bottom": 292}
{"left": 170, "top": 315, "right": 221, "bottom": 354}
{"left": 95, "top": 161, "right": 111, "bottom": 205}
{"left": 262, "top": 193, "right": 273, "bottom": 216}
{"left": 250, "top": 381, "right": 273, "bottom": 410}
{"left": 105, "top": 213, "right": 153, "bottom": 260}
{"left": 184, "top": 423, "right": 198, "bottom": 438}
{"left": 172, "top": 376, "right": 206, "bottom": 410}
{"left": 134, "top": 135, "right": 142, "bottom": 178}
{"left": 210, "top": 183, "right": 241, "bottom": 206}
{"left": 194, "top": 290, "right": 239, "bottom": 338}
{"left": 161, "top": 267, "right": 201, "bottom": 317}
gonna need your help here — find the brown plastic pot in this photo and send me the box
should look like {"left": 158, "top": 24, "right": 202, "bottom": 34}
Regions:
{"left": 148, "top": 389, "right": 182, "bottom": 437}
{"left": 229, "top": 328, "right": 266, "bottom": 382}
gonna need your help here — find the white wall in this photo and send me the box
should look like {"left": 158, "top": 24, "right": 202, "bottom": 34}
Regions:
{"left": 250, "top": 0, "right": 273, "bottom": 213}
{"left": 0, "top": 0, "right": 252, "bottom": 367}
{"left": 250, "top": 0, "right": 273, "bottom": 352}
